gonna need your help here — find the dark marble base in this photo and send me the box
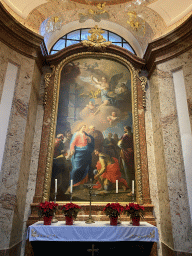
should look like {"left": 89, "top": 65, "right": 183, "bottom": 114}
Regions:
{"left": 0, "top": 241, "right": 22, "bottom": 256}
{"left": 31, "top": 241, "right": 154, "bottom": 256}
{"left": 162, "top": 242, "right": 192, "bottom": 256}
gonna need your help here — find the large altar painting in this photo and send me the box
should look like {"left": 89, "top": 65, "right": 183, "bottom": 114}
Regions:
{"left": 50, "top": 57, "right": 135, "bottom": 202}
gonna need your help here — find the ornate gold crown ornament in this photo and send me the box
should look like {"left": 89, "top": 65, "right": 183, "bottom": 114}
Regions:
{"left": 81, "top": 25, "right": 112, "bottom": 50}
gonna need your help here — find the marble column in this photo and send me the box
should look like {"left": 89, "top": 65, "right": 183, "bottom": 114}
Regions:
{"left": 0, "top": 41, "right": 42, "bottom": 255}
{"left": 148, "top": 48, "right": 192, "bottom": 255}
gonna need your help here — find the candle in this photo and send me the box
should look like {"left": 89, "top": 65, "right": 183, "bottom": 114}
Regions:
{"left": 116, "top": 180, "right": 118, "bottom": 193}
{"left": 132, "top": 180, "right": 134, "bottom": 194}
{"left": 55, "top": 179, "right": 57, "bottom": 194}
{"left": 70, "top": 179, "right": 73, "bottom": 193}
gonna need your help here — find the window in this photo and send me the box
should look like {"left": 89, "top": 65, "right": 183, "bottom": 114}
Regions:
{"left": 49, "top": 29, "right": 136, "bottom": 55}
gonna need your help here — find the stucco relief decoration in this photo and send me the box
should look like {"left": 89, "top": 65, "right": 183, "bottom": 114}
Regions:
{"left": 82, "top": 25, "right": 111, "bottom": 50}
{"left": 69, "top": 0, "right": 148, "bottom": 5}
{"left": 45, "top": 15, "right": 63, "bottom": 33}
{"left": 79, "top": 2, "right": 110, "bottom": 23}
{"left": 127, "top": 11, "right": 146, "bottom": 36}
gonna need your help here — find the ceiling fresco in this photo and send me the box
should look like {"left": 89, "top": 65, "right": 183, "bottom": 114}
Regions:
{"left": 2, "top": 0, "right": 192, "bottom": 54}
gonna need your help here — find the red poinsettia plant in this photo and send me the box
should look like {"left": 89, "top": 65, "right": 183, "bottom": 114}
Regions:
{"left": 37, "top": 201, "right": 58, "bottom": 217}
{"left": 61, "top": 203, "right": 81, "bottom": 219}
{"left": 103, "top": 203, "right": 125, "bottom": 218}
{"left": 124, "top": 203, "right": 144, "bottom": 218}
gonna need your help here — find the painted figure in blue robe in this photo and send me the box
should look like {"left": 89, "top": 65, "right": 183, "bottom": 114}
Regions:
{"left": 66, "top": 124, "right": 95, "bottom": 192}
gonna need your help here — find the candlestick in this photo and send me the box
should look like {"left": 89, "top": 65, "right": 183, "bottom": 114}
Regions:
{"left": 70, "top": 192, "right": 72, "bottom": 203}
{"left": 52, "top": 191, "right": 58, "bottom": 223}
{"left": 84, "top": 181, "right": 95, "bottom": 224}
{"left": 70, "top": 179, "right": 73, "bottom": 193}
{"left": 132, "top": 180, "right": 135, "bottom": 202}
{"left": 132, "top": 180, "right": 134, "bottom": 194}
{"left": 115, "top": 180, "right": 119, "bottom": 205}
{"left": 55, "top": 179, "right": 57, "bottom": 194}
{"left": 115, "top": 180, "right": 121, "bottom": 224}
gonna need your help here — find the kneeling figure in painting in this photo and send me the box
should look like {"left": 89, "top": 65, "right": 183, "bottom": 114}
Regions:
{"left": 93, "top": 149, "right": 128, "bottom": 192}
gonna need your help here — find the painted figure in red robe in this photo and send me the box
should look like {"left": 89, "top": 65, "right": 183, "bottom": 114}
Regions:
{"left": 93, "top": 149, "right": 128, "bottom": 192}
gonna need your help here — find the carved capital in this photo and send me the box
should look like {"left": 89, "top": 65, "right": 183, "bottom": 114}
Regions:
{"left": 140, "top": 76, "right": 147, "bottom": 109}
{"left": 44, "top": 65, "right": 55, "bottom": 106}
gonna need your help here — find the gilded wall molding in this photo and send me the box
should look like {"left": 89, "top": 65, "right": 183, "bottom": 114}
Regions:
{"left": 139, "top": 76, "right": 147, "bottom": 109}
{"left": 44, "top": 65, "right": 55, "bottom": 106}
{"left": 42, "top": 52, "right": 143, "bottom": 204}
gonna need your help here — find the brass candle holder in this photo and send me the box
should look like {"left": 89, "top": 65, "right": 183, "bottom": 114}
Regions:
{"left": 52, "top": 192, "right": 58, "bottom": 223}
{"left": 84, "top": 181, "right": 95, "bottom": 224}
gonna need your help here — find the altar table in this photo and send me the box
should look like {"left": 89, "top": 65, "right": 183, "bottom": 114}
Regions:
{"left": 27, "top": 221, "right": 159, "bottom": 242}
{"left": 27, "top": 221, "right": 159, "bottom": 256}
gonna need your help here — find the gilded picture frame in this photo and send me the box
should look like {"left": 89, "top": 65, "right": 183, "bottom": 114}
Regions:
{"left": 43, "top": 52, "right": 143, "bottom": 204}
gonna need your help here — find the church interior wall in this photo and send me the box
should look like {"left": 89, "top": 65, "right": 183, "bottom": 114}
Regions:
{"left": 0, "top": 40, "right": 42, "bottom": 254}
{"left": 146, "top": 48, "right": 192, "bottom": 254}
{"left": 0, "top": 62, "right": 18, "bottom": 173}
{"left": 0, "top": 3, "right": 192, "bottom": 255}
{"left": 172, "top": 69, "right": 192, "bottom": 225}
{"left": 9, "top": 62, "right": 42, "bottom": 250}
{"left": 145, "top": 82, "right": 163, "bottom": 256}
{"left": 147, "top": 69, "right": 174, "bottom": 254}
{"left": 20, "top": 67, "right": 46, "bottom": 256}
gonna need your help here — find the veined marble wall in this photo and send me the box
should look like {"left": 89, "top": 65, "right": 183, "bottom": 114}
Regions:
{"left": 0, "top": 63, "right": 18, "bottom": 171}
{"left": 0, "top": 41, "right": 42, "bottom": 253}
{"left": 146, "top": 48, "right": 192, "bottom": 254}
{"left": 145, "top": 82, "right": 162, "bottom": 256}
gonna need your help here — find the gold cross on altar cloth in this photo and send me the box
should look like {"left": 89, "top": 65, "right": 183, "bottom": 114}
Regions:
{"left": 87, "top": 244, "right": 99, "bottom": 256}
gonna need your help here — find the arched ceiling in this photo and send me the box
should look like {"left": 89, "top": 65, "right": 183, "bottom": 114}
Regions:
{"left": 3, "top": 0, "right": 192, "bottom": 23}
{"left": 2, "top": 0, "right": 192, "bottom": 55}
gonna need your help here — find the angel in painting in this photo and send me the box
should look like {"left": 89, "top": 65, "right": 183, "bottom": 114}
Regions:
{"left": 91, "top": 75, "right": 123, "bottom": 115}
{"left": 107, "top": 111, "right": 119, "bottom": 125}
{"left": 91, "top": 76, "right": 110, "bottom": 104}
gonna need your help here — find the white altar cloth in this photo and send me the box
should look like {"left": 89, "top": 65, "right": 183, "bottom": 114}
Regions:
{"left": 27, "top": 221, "right": 159, "bottom": 243}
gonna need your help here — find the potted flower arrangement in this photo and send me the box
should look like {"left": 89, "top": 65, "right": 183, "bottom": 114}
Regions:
{"left": 61, "top": 203, "right": 81, "bottom": 225}
{"left": 37, "top": 201, "right": 58, "bottom": 225}
{"left": 124, "top": 203, "right": 144, "bottom": 226}
{"left": 103, "top": 203, "right": 125, "bottom": 225}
